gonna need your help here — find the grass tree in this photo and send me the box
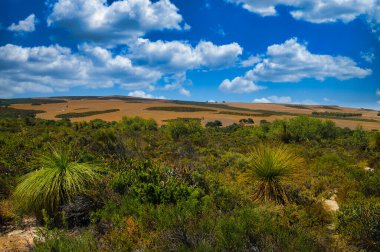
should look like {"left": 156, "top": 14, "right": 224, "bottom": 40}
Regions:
{"left": 13, "top": 147, "right": 101, "bottom": 221}
{"left": 249, "top": 144, "right": 303, "bottom": 204}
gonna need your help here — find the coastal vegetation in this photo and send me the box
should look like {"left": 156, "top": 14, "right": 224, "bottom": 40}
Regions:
{"left": 0, "top": 112, "right": 379, "bottom": 251}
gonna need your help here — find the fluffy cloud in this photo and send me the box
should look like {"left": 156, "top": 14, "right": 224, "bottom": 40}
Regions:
{"left": 248, "top": 38, "right": 371, "bottom": 82}
{"left": 0, "top": 44, "right": 161, "bottom": 97}
{"left": 47, "top": 0, "right": 184, "bottom": 45}
{"left": 241, "top": 55, "right": 260, "bottom": 67}
{"left": 128, "top": 39, "right": 242, "bottom": 95}
{"left": 227, "top": 0, "right": 380, "bottom": 39}
{"left": 129, "top": 39, "right": 243, "bottom": 72}
{"left": 128, "top": 90, "right": 166, "bottom": 99}
{"left": 253, "top": 96, "right": 292, "bottom": 103}
{"left": 8, "top": 14, "right": 36, "bottom": 32}
{"left": 227, "top": 0, "right": 375, "bottom": 23}
{"left": 220, "top": 38, "right": 371, "bottom": 93}
{"left": 179, "top": 88, "right": 191, "bottom": 97}
{"left": 219, "top": 77, "right": 264, "bottom": 93}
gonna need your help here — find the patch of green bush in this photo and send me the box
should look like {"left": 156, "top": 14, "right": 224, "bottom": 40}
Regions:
{"left": 56, "top": 109, "right": 120, "bottom": 119}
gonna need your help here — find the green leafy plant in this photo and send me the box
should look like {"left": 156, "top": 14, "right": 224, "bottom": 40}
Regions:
{"left": 13, "top": 147, "right": 101, "bottom": 220}
{"left": 248, "top": 144, "right": 303, "bottom": 204}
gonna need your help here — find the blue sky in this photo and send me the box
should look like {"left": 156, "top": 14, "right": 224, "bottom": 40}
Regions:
{"left": 0, "top": 0, "right": 379, "bottom": 109}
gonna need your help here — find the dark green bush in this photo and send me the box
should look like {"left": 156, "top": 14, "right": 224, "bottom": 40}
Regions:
{"left": 337, "top": 198, "right": 380, "bottom": 250}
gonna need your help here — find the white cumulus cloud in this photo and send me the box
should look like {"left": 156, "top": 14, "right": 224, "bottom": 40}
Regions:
{"left": 246, "top": 38, "right": 371, "bottom": 82}
{"left": 0, "top": 44, "right": 161, "bottom": 97}
{"left": 8, "top": 14, "right": 36, "bottom": 32}
{"left": 227, "top": 0, "right": 380, "bottom": 39}
{"left": 128, "top": 39, "right": 242, "bottom": 94}
{"left": 241, "top": 55, "right": 260, "bottom": 67}
{"left": 179, "top": 88, "right": 191, "bottom": 97}
{"left": 128, "top": 90, "right": 166, "bottom": 99}
{"left": 253, "top": 96, "right": 292, "bottom": 103}
{"left": 220, "top": 38, "right": 371, "bottom": 93}
{"left": 47, "top": 0, "right": 184, "bottom": 45}
{"left": 219, "top": 77, "right": 264, "bottom": 93}
{"left": 129, "top": 39, "right": 243, "bottom": 72}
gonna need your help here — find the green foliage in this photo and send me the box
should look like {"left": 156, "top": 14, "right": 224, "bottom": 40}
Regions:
{"left": 166, "top": 118, "right": 202, "bottom": 140}
{"left": 369, "top": 131, "right": 380, "bottom": 150}
{"left": 121, "top": 116, "right": 158, "bottom": 131}
{"left": 239, "top": 118, "right": 254, "bottom": 124}
{"left": 205, "top": 120, "right": 222, "bottom": 127}
{"left": 33, "top": 226, "right": 97, "bottom": 252}
{"left": 337, "top": 198, "right": 380, "bottom": 250}
{"left": 270, "top": 116, "right": 338, "bottom": 142}
{"left": 248, "top": 144, "right": 304, "bottom": 204}
{"left": 316, "top": 105, "right": 341, "bottom": 110}
{"left": 284, "top": 104, "right": 311, "bottom": 110}
{"left": 0, "top": 107, "right": 44, "bottom": 119}
{"left": 13, "top": 147, "right": 101, "bottom": 220}
{"left": 218, "top": 111, "right": 259, "bottom": 116}
{"left": 351, "top": 126, "right": 369, "bottom": 150}
{"left": 312, "top": 111, "right": 362, "bottom": 117}
{"left": 0, "top": 98, "right": 66, "bottom": 106}
{"left": 1, "top": 115, "right": 379, "bottom": 250}
{"left": 56, "top": 109, "right": 120, "bottom": 119}
{"left": 111, "top": 161, "right": 201, "bottom": 204}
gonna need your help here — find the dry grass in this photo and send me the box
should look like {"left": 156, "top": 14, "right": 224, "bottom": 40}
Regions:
{"left": 10, "top": 97, "right": 380, "bottom": 130}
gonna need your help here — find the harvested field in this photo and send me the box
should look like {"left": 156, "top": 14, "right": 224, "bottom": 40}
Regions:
{"left": 7, "top": 96, "right": 380, "bottom": 130}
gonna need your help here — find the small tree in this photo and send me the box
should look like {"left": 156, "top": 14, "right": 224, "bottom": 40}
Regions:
{"left": 206, "top": 120, "right": 222, "bottom": 128}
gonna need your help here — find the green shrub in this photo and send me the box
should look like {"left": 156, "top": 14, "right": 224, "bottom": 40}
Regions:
{"left": 111, "top": 161, "right": 201, "bottom": 204}
{"left": 166, "top": 118, "right": 202, "bottom": 140}
{"left": 336, "top": 198, "right": 380, "bottom": 250}
{"left": 206, "top": 120, "right": 222, "bottom": 127}
{"left": 13, "top": 147, "right": 102, "bottom": 221}
{"left": 248, "top": 144, "right": 304, "bottom": 204}
{"left": 56, "top": 109, "right": 120, "bottom": 119}
{"left": 121, "top": 116, "right": 158, "bottom": 131}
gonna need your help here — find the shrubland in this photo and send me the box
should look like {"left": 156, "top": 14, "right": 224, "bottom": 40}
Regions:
{"left": 0, "top": 115, "right": 379, "bottom": 251}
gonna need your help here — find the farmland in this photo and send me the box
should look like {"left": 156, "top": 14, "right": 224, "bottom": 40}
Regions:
{"left": 5, "top": 96, "right": 380, "bottom": 130}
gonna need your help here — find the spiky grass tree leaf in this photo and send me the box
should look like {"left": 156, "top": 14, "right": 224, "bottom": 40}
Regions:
{"left": 13, "top": 147, "right": 101, "bottom": 218}
{"left": 249, "top": 144, "right": 304, "bottom": 205}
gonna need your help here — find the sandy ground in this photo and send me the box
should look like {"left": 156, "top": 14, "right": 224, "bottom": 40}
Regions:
{"left": 0, "top": 218, "right": 38, "bottom": 252}
{"left": 0, "top": 228, "right": 37, "bottom": 251}
{"left": 10, "top": 98, "right": 380, "bottom": 130}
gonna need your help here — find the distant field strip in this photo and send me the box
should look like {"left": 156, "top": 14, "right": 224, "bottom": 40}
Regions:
{"left": 217, "top": 111, "right": 261, "bottom": 117}
{"left": 284, "top": 104, "right": 312, "bottom": 110}
{"left": 146, "top": 106, "right": 216, "bottom": 112}
{"left": 312, "top": 111, "right": 362, "bottom": 117}
{"left": 311, "top": 116, "right": 378, "bottom": 123}
{"left": 315, "top": 105, "right": 341, "bottom": 110}
{"left": 0, "top": 98, "right": 67, "bottom": 105}
{"left": 170, "top": 100, "right": 299, "bottom": 116}
{"left": 56, "top": 109, "right": 120, "bottom": 119}
{"left": 0, "top": 107, "right": 45, "bottom": 118}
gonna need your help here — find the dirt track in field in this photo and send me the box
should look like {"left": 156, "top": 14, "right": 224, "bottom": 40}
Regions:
{"left": 10, "top": 97, "right": 380, "bottom": 130}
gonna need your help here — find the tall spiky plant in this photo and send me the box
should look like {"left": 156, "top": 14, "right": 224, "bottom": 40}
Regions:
{"left": 13, "top": 147, "right": 101, "bottom": 219}
{"left": 249, "top": 144, "right": 303, "bottom": 205}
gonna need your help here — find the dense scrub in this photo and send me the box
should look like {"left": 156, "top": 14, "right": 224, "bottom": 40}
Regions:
{"left": 312, "top": 111, "right": 362, "bottom": 117}
{"left": 0, "top": 116, "right": 379, "bottom": 251}
{"left": 56, "top": 109, "right": 120, "bottom": 119}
